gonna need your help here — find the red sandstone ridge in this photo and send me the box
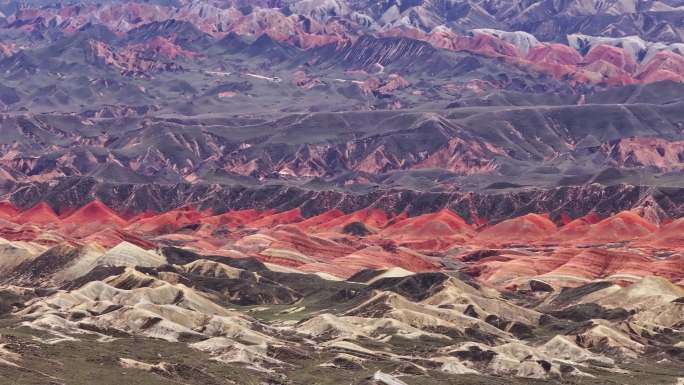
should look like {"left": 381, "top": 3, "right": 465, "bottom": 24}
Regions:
{"left": 14, "top": 202, "right": 60, "bottom": 225}
{"left": 526, "top": 43, "right": 583, "bottom": 80}
{"left": 313, "top": 207, "right": 390, "bottom": 233}
{"left": 635, "top": 217, "right": 684, "bottom": 248}
{"left": 463, "top": 248, "right": 572, "bottom": 287}
{"left": 538, "top": 248, "right": 657, "bottom": 284}
{"left": 259, "top": 226, "right": 355, "bottom": 262}
{"left": 636, "top": 51, "right": 684, "bottom": 83}
{"left": 83, "top": 228, "right": 157, "bottom": 249}
{"left": 298, "top": 245, "right": 439, "bottom": 279}
{"left": 648, "top": 254, "right": 684, "bottom": 282}
{"left": 4, "top": 198, "right": 684, "bottom": 288}
{"left": 552, "top": 211, "right": 656, "bottom": 244}
{"left": 126, "top": 207, "right": 206, "bottom": 235}
{"left": 527, "top": 43, "right": 582, "bottom": 66}
{"left": 474, "top": 213, "right": 557, "bottom": 245}
{"left": 455, "top": 33, "right": 520, "bottom": 58}
{"left": 552, "top": 213, "right": 602, "bottom": 242}
{"left": 381, "top": 209, "right": 474, "bottom": 250}
{"left": 0, "top": 201, "right": 19, "bottom": 220}
{"left": 61, "top": 200, "right": 127, "bottom": 227}
{"left": 293, "top": 209, "right": 345, "bottom": 230}
{"left": 246, "top": 208, "right": 304, "bottom": 228}
{"left": 579, "top": 60, "right": 634, "bottom": 86}
{"left": 202, "top": 209, "right": 267, "bottom": 228}
{"left": 469, "top": 246, "right": 684, "bottom": 289}
{"left": 584, "top": 45, "right": 637, "bottom": 74}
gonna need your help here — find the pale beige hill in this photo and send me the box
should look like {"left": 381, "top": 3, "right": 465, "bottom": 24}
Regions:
{"left": 180, "top": 259, "right": 244, "bottom": 279}
{"left": 4, "top": 242, "right": 107, "bottom": 286}
{"left": 118, "top": 358, "right": 175, "bottom": 374}
{"left": 439, "top": 337, "right": 613, "bottom": 380}
{"left": 19, "top": 313, "right": 87, "bottom": 344}
{"left": 630, "top": 300, "right": 684, "bottom": 329}
{"left": 190, "top": 337, "right": 283, "bottom": 372}
{"left": 589, "top": 276, "right": 684, "bottom": 310}
{"left": 258, "top": 247, "right": 317, "bottom": 264}
{"left": 421, "top": 277, "right": 542, "bottom": 326}
{"left": 95, "top": 305, "right": 207, "bottom": 341}
{"left": 366, "top": 267, "right": 416, "bottom": 284}
{"left": 313, "top": 272, "right": 345, "bottom": 281}
{"left": 296, "top": 313, "right": 448, "bottom": 341}
{"left": 0, "top": 285, "right": 44, "bottom": 298}
{"left": 540, "top": 335, "right": 614, "bottom": 367}
{"left": 441, "top": 343, "right": 552, "bottom": 378}
{"left": 319, "top": 340, "right": 396, "bottom": 360}
{"left": 319, "top": 353, "right": 367, "bottom": 370}
{"left": 6, "top": 243, "right": 684, "bottom": 383}
{"left": 19, "top": 242, "right": 165, "bottom": 285}
{"left": 538, "top": 282, "right": 623, "bottom": 310}
{"left": 262, "top": 262, "right": 344, "bottom": 280}
{"left": 19, "top": 280, "right": 225, "bottom": 327}
{"left": 94, "top": 242, "right": 166, "bottom": 268}
{"left": 573, "top": 320, "right": 645, "bottom": 358}
{"left": 0, "top": 352, "right": 19, "bottom": 368}
{"left": 102, "top": 267, "right": 164, "bottom": 289}
{"left": 345, "top": 291, "right": 512, "bottom": 341}
{"left": 537, "top": 276, "right": 684, "bottom": 316}
{"left": 48, "top": 243, "right": 107, "bottom": 284}
{"left": 15, "top": 275, "right": 286, "bottom": 370}
{"left": 433, "top": 357, "right": 480, "bottom": 375}
{"left": 371, "top": 371, "right": 413, "bottom": 385}
{"left": 0, "top": 237, "right": 47, "bottom": 255}
{"left": 0, "top": 238, "right": 47, "bottom": 272}
{"left": 85, "top": 303, "right": 274, "bottom": 344}
{"left": 0, "top": 338, "right": 20, "bottom": 367}
{"left": 262, "top": 263, "right": 302, "bottom": 274}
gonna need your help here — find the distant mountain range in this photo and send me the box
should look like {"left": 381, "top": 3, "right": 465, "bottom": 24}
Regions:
{"left": 0, "top": 0, "right": 683, "bottom": 195}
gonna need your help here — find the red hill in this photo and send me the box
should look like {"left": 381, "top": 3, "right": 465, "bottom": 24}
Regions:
{"left": 294, "top": 209, "right": 345, "bottom": 230}
{"left": 636, "top": 217, "right": 684, "bottom": 248}
{"left": 539, "top": 248, "right": 654, "bottom": 283}
{"left": 636, "top": 51, "right": 684, "bottom": 83}
{"left": 381, "top": 209, "right": 474, "bottom": 250}
{"left": 314, "top": 208, "right": 390, "bottom": 232}
{"left": 583, "top": 44, "right": 637, "bottom": 73}
{"left": 61, "top": 200, "right": 127, "bottom": 227}
{"left": 14, "top": 202, "right": 60, "bottom": 225}
{"left": 527, "top": 43, "right": 582, "bottom": 66}
{"left": 247, "top": 208, "right": 304, "bottom": 228}
{"left": 384, "top": 209, "right": 472, "bottom": 235}
{"left": 554, "top": 211, "right": 656, "bottom": 244}
{"left": 126, "top": 207, "right": 204, "bottom": 234}
{"left": 0, "top": 201, "right": 19, "bottom": 220}
{"left": 298, "top": 245, "right": 439, "bottom": 278}
{"left": 202, "top": 209, "right": 270, "bottom": 228}
{"left": 474, "top": 213, "right": 556, "bottom": 245}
